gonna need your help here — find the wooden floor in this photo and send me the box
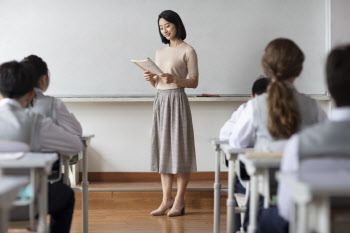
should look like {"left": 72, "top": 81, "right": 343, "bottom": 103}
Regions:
{"left": 71, "top": 209, "right": 227, "bottom": 233}
{"left": 71, "top": 181, "right": 228, "bottom": 232}
{"left": 9, "top": 181, "right": 229, "bottom": 232}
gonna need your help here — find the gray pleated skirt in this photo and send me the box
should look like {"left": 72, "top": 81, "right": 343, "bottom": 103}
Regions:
{"left": 151, "top": 88, "right": 197, "bottom": 174}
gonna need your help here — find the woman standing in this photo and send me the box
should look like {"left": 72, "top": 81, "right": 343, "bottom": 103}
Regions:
{"left": 144, "top": 10, "right": 198, "bottom": 217}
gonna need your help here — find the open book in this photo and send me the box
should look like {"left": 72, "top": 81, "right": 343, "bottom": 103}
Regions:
{"left": 131, "top": 57, "right": 163, "bottom": 75}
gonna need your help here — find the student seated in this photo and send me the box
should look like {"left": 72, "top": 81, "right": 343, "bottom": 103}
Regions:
{"left": 219, "top": 76, "right": 271, "bottom": 140}
{"left": 229, "top": 38, "right": 327, "bottom": 232}
{"left": 257, "top": 44, "right": 350, "bottom": 233}
{"left": 22, "top": 55, "right": 82, "bottom": 164}
{"left": 0, "top": 61, "right": 83, "bottom": 233}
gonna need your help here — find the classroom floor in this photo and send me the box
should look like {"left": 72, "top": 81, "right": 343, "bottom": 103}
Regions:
{"left": 71, "top": 209, "right": 227, "bottom": 233}
{"left": 70, "top": 181, "right": 228, "bottom": 233}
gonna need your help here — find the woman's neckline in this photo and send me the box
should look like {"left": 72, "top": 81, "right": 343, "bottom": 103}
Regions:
{"left": 168, "top": 41, "right": 185, "bottom": 48}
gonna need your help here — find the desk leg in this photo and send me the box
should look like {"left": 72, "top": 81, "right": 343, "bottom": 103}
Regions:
{"left": 297, "top": 203, "right": 308, "bottom": 233}
{"left": 227, "top": 160, "right": 236, "bottom": 233}
{"left": 263, "top": 170, "right": 270, "bottom": 209}
{"left": 0, "top": 208, "right": 8, "bottom": 233}
{"left": 318, "top": 197, "right": 330, "bottom": 233}
{"left": 214, "top": 148, "right": 221, "bottom": 233}
{"left": 289, "top": 202, "right": 296, "bottom": 233}
{"left": 38, "top": 169, "right": 48, "bottom": 233}
{"left": 247, "top": 173, "right": 258, "bottom": 233}
{"left": 63, "top": 158, "right": 70, "bottom": 186}
{"left": 82, "top": 143, "right": 89, "bottom": 233}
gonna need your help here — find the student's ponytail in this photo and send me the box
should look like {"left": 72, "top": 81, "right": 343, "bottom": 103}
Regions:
{"left": 261, "top": 38, "right": 304, "bottom": 138}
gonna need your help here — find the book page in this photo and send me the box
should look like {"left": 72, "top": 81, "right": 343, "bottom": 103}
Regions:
{"left": 131, "top": 58, "right": 163, "bottom": 75}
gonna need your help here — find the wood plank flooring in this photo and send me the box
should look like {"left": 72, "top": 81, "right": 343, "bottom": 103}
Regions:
{"left": 71, "top": 209, "right": 227, "bottom": 233}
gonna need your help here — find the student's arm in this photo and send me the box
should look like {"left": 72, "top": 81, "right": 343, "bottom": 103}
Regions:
{"left": 229, "top": 100, "right": 256, "bottom": 148}
{"left": 39, "top": 118, "right": 83, "bottom": 155}
{"left": 220, "top": 103, "right": 246, "bottom": 140}
{"left": 55, "top": 99, "right": 83, "bottom": 136}
{"left": 277, "top": 135, "right": 300, "bottom": 221}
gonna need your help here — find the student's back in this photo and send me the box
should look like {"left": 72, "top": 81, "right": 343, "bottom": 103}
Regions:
{"left": 257, "top": 43, "right": 350, "bottom": 233}
{"left": 0, "top": 61, "right": 81, "bottom": 233}
{"left": 22, "top": 55, "right": 82, "bottom": 136}
{"left": 229, "top": 38, "right": 326, "bottom": 151}
{"left": 220, "top": 76, "right": 271, "bottom": 140}
{"left": 252, "top": 88, "right": 320, "bottom": 151}
{"left": 0, "top": 101, "right": 43, "bottom": 151}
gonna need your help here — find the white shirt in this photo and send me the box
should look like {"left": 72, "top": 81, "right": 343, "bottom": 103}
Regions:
{"left": 277, "top": 107, "right": 350, "bottom": 220}
{"left": 34, "top": 88, "right": 83, "bottom": 136}
{"left": 0, "top": 98, "right": 83, "bottom": 155}
{"left": 219, "top": 103, "right": 247, "bottom": 140}
{"left": 229, "top": 97, "right": 327, "bottom": 148}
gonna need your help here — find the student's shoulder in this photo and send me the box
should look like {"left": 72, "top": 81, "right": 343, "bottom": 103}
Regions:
{"left": 251, "top": 93, "right": 267, "bottom": 106}
{"left": 24, "top": 108, "right": 45, "bottom": 122}
{"left": 294, "top": 91, "right": 317, "bottom": 105}
{"left": 298, "top": 119, "right": 330, "bottom": 138}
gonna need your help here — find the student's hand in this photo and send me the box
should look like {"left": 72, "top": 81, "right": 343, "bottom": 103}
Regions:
{"left": 144, "top": 70, "right": 155, "bottom": 81}
{"left": 159, "top": 73, "right": 177, "bottom": 84}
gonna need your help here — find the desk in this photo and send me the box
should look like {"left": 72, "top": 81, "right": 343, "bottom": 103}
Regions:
{"left": 0, "top": 153, "right": 58, "bottom": 233}
{"left": 68, "top": 134, "right": 95, "bottom": 233}
{"left": 0, "top": 177, "right": 28, "bottom": 233}
{"left": 277, "top": 171, "right": 350, "bottom": 233}
{"left": 210, "top": 138, "right": 228, "bottom": 233}
{"left": 220, "top": 145, "right": 253, "bottom": 233}
{"left": 238, "top": 153, "right": 281, "bottom": 233}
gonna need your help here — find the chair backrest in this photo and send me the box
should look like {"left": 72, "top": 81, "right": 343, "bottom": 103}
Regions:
{"left": 0, "top": 140, "right": 30, "bottom": 153}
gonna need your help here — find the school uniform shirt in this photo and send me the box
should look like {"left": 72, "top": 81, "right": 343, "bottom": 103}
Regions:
{"left": 229, "top": 83, "right": 327, "bottom": 150}
{"left": 277, "top": 107, "right": 350, "bottom": 221}
{"left": 32, "top": 88, "right": 83, "bottom": 136}
{"left": 219, "top": 103, "right": 247, "bottom": 140}
{"left": 0, "top": 98, "right": 83, "bottom": 155}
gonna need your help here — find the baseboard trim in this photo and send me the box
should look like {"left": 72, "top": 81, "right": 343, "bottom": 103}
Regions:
{"left": 80, "top": 172, "right": 228, "bottom": 182}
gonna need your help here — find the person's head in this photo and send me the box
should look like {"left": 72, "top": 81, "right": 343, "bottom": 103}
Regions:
{"left": 158, "top": 10, "right": 186, "bottom": 44}
{"left": 0, "top": 61, "right": 36, "bottom": 108}
{"left": 251, "top": 76, "right": 271, "bottom": 98}
{"left": 262, "top": 38, "right": 305, "bottom": 138}
{"left": 21, "top": 55, "right": 50, "bottom": 92}
{"left": 326, "top": 45, "right": 350, "bottom": 107}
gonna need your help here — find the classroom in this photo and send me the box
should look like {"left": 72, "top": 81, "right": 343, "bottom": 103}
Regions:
{"left": 0, "top": 0, "right": 350, "bottom": 233}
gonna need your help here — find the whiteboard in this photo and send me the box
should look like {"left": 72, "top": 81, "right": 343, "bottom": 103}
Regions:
{"left": 0, "top": 0, "right": 328, "bottom": 96}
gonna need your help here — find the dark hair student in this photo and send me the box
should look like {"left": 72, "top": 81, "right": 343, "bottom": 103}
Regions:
{"left": 261, "top": 38, "right": 305, "bottom": 138}
{"left": 252, "top": 76, "right": 271, "bottom": 96}
{"left": 21, "top": 55, "right": 50, "bottom": 87}
{"left": 326, "top": 44, "right": 350, "bottom": 107}
{"left": 158, "top": 10, "right": 186, "bottom": 44}
{"left": 0, "top": 61, "right": 35, "bottom": 98}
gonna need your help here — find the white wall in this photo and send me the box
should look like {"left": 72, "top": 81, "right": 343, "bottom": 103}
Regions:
{"left": 65, "top": 100, "right": 330, "bottom": 172}
{"left": 331, "top": 0, "right": 350, "bottom": 47}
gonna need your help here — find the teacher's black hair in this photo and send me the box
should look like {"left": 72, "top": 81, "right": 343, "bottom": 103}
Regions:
{"left": 158, "top": 10, "right": 186, "bottom": 44}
